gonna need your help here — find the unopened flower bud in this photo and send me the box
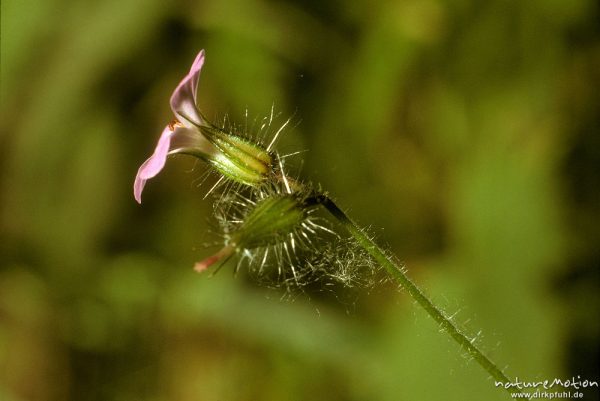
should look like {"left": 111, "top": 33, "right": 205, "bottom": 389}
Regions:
{"left": 229, "top": 194, "right": 306, "bottom": 249}
{"left": 195, "top": 194, "right": 312, "bottom": 272}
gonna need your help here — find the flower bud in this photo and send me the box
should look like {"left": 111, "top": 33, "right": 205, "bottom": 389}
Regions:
{"left": 229, "top": 194, "right": 306, "bottom": 249}
{"left": 194, "top": 194, "right": 310, "bottom": 273}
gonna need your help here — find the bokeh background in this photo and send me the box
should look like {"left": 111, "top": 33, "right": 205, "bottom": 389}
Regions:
{"left": 1, "top": 0, "right": 599, "bottom": 400}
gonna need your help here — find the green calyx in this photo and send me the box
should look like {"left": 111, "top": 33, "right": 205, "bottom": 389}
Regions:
{"left": 201, "top": 126, "right": 273, "bottom": 186}
{"left": 230, "top": 195, "right": 307, "bottom": 249}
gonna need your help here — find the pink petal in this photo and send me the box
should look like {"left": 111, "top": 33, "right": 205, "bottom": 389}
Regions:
{"left": 170, "top": 50, "right": 205, "bottom": 127}
{"left": 133, "top": 126, "right": 172, "bottom": 203}
{"left": 139, "top": 126, "right": 173, "bottom": 179}
{"left": 134, "top": 124, "right": 215, "bottom": 203}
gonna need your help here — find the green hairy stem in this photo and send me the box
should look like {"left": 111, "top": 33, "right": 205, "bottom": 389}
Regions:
{"left": 306, "top": 193, "right": 517, "bottom": 394}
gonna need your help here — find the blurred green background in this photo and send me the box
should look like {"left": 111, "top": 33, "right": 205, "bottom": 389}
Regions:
{"left": 1, "top": 0, "right": 599, "bottom": 400}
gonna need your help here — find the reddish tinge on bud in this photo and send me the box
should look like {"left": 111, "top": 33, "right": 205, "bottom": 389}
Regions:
{"left": 195, "top": 194, "right": 310, "bottom": 272}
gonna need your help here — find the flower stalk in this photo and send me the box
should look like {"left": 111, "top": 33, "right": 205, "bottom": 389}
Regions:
{"left": 305, "top": 193, "right": 516, "bottom": 392}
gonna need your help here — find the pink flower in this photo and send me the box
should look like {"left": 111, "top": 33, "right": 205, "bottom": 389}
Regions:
{"left": 134, "top": 50, "right": 215, "bottom": 203}
{"left": 134, "top": 50, "right": 275, "bottom": 204}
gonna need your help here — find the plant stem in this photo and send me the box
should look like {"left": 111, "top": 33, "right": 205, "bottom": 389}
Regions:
{"left": 307, "top": 193, "right": 517, "bottom": 394}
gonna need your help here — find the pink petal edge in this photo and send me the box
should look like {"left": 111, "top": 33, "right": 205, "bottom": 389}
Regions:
{"left": 133, "top": 176, "right": 147, "bottom": 204}
{"left": 169, "top": 50, "right": 205, "bottom": 127}
{"left": 190, "top": 50, "right": 205, "bottom": 99}
{"left": 133, "top": 126, "right": 173, "bottom": 203}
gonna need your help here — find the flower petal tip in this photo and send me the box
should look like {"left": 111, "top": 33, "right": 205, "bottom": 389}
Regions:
{"left": 191, "top": 50, "right": 205, "bottom": 73}
{"left": 132, "top": 126, "right": 174, "bottom": 203}
{"left": 194, "top": 253, "right": 222, "bottom": 273}
{"left": 193, "top": 261, "right": 210, "bottom": 273}
{"left": 133, "top": 176, "right": 145, "bottom": 204}
{"left": 194, "top": 245, "right": 235, "bottom": 273}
